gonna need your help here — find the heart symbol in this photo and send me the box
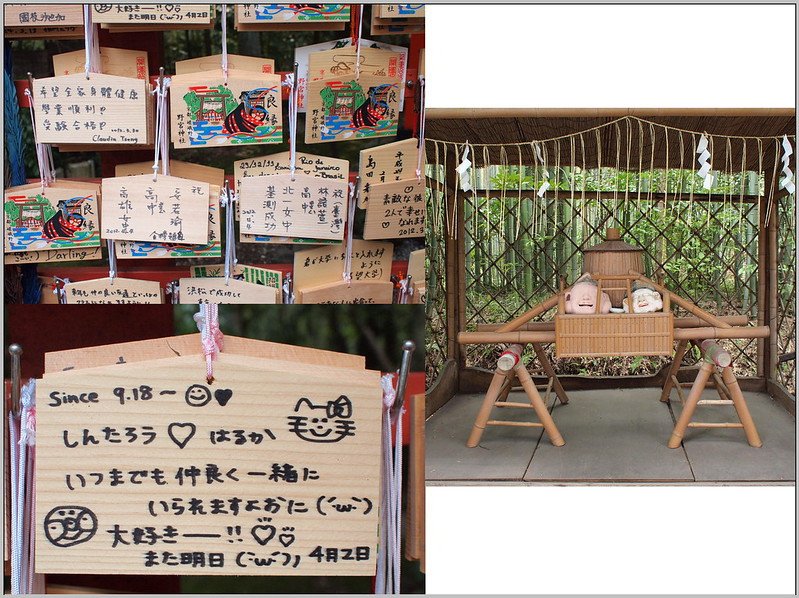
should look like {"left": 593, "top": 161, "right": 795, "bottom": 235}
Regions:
{"left": 251, "top": 524, "right": 276, "bottom": 546}
{"left": 214, "top": 389, "right": 233, "bottom": 407}
{"left": 167, "top": 422, "right": 196, "bottom": 449}
{"left": 278, "top": 528, "right": 296, "bottom": 548}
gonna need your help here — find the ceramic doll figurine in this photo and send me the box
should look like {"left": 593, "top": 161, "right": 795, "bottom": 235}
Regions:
{"left": 622, "top": 283, "right": 663, "bottom": 313}
{"left": 564, "top": 275, "right": 612, "bottom": 314}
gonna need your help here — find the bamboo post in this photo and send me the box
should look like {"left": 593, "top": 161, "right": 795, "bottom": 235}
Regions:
{"left": 721, "top": 366, "right": 763, "bottom": 448}
{"left": 767, "top": 189, "right": 779, "bottom": 384}
{"left": 406, "top": 393, "right": 425, "bottom": 566}
{"left": 668, "top": 360, "right": 715, "bottom": 448}
{"left": 660, "top": 339, "right": 689, "bottom": 402}
{"left": 514, "top": 363, "right": 564, "bottom": 447}
{"left": 531, "top": 343, "right": 569, "bottom": 405}
{"left": 629, "top": 271, "right": 732, "bottom": 329}
{"left": 757, "top": 191, "right": 768, "bottom": 378}
{"left": 444, "top": 162, "right": 461, "bottom": 370}
{"left": 466, "top": 368, "right": 511, "bottom": 448}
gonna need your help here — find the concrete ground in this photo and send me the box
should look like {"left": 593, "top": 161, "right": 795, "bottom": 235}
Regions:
{"left": 426, "top": 387, "right": 795, "bottom": 484}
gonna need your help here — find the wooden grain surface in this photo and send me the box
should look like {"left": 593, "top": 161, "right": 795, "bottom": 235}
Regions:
{"left": 44, "top": 334, "right": 365, "bottom": 373}
{"left": 52, "top": 47, "right": 149, "bottom": 79}
{"left": 238, "top": 173, "right": 348, "bottom": 240}
{"left": 297, "top": 280, "right": 394, "bottom": 305}
{"left": 36, "top": 352, "right": 381, "bottom": 575}
{"left": 178, "top": 277, "right": 279, "bottom": 304}
{"left": 5, "top": 5, "right": 83, "bottom": 26}
{"left": 101, "top": 174, "right": 210, "bottom": 245}
{"left": 176, "top": 54, "right": 275, "bottom": 75}
{"left": 358, "top": 138, "right": 419, "bottom": 208}
{"left": 4, "top": 246, "right": 103, "bottom": 266}
{"left": 31, "top": 73, "right": 149, "bottom": 145}
{"left": 292, "top": 240, "right": 394, "bottom": 293}
{"left": 91, "top": 4, "right": 212, "bottom": 24}
{"left": 407, "top": 248, "right": 425, "bottom": 282}
{"left": 362, "top": 177, "right": 425, "bottom": 239}
{"left": 116, "top": 160, "right": 225, "bottom": 189}
{"left": 62, "top": 277, "right": 163, "bottom": 304}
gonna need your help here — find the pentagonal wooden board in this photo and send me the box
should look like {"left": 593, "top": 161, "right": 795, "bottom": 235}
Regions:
{"left": 358, "top": 137, "right": 419, "bottom": 207}
{"left": 30, "top": 73, "right": 149, "bottom": 145}
{"left": 169, "top": 70, "right": 282, "bottom": 149}
{"left": 293, "top": 240, "right": 394, "bottom": 294}
{"left": 178, "top": 278, "right": 279, "bottom": 304}
{"left": 296, "top": 280, "right": 394, "bottom": 305}
{"left": 362, "top": 178, "right": 425, "bottom": 240}
{"left": 36, "top": 351, "right": 381, "bottom": 574}
{"left": 62, "top": 277, "right": 163, "bottom": 304}
{"left": 91, "top": 4, "right": 212, "bottom": 25}
{"left": 175, "top": 54, "right": 274, "bottom": 75}
{"left": 52, "top": 47, "right": 149, "bottom": 79}
{"left": 235, "top": 4, "right": 350, "bottom": 23}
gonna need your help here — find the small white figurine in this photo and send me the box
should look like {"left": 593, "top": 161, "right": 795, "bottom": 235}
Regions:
{"left": 623, "top": 283, "right": 664, "bottom": 313}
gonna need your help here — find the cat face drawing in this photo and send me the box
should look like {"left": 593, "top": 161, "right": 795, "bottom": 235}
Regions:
{"left": 287, "top": 395, "right": 356, "bottom": 443}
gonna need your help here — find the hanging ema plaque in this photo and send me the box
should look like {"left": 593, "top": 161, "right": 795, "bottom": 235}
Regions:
{"left": 35, "top": 345, "right": 381, "bottom": 575}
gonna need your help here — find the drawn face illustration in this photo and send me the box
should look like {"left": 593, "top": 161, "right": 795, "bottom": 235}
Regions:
{"left": 185, "top": 384, "right": 212, "bottom": 407}
{"left": 44, "top": 505, "right": 98, "bottom": 547}
{"left": 287, "top": 396, "right": 356, "bottom": 443}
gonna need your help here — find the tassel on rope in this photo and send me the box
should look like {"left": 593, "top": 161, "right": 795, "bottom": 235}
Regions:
{"left": 534, "top": 143, "right": 550, "bottom": 197}
{"left": 353, "top": 5, "right": 364, "bottom": 80}
{"left": 780, "top": 134, "right": 795, "bottom": 195}
{"left": 107, "top": 239, "right": 117, "bottom": 285}
{"left": 23, "top": 87, "right": 54, "bottom": 193}
{"left": 82, "top": 5, "right": 100, "bottom": 80}
{"left": 282, "top": 68, "right": 299, "bottom": 181}
{"left": 376, "top": 374, "right": 402, "bottom": 595}
{"left": 195, "top": 304, "right": 223, "bottom": 383}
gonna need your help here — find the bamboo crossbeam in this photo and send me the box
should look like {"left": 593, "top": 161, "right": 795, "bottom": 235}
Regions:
{"left": 477, "top": 315, "right": 749, "bottom": 332}
{"left": 629, "top": 272, "right": 732, "bottom": 329}
{"left": 486, "top": 420, "right": 543, "bottom": 428}
{"left": 673, "top": 326, "right": 769, "bottom": 340}
{"left": 687, "top": 422, "right": 744, "bottom": 428}
{"left": 494, "top": 402, "right": 535, "bottom": 409}
{"left": 496, "top": 293, "right": 561, "bottom": 333}
{"left": 459, "top": 326, "right": 768, "bottom": 345}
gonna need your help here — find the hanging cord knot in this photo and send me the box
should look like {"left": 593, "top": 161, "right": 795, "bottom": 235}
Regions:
{"left": 380, "top": 373, "right": 396, "bottom": 411}
{"left": 18, "top": 380, "right": 36, "bottom": 447}
{"left": 342, "top": 182, "right": 357, "bottom": 285}
{"left": 195, "top": 304, "right": 223, "bottom": 382}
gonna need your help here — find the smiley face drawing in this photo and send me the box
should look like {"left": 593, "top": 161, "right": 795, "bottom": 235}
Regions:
{"left": 44, "top": 505, "right": 98, "bottom": 547}
{"left": 185, "top": 384, "right": 212, "bottom": 407}
{"left": 287, "top": 396, "right": 356, "bottom": 443}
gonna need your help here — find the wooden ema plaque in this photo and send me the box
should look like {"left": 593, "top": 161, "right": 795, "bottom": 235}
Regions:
{"left": 4, "top": 246, "right": 103, "bottom": 265}
{"left": 115, "top": 160, "right": 225, "bottom": 189}
{"left": 297, "top": 280, "right": 394, "bottom": 305}
{"left": 170, "top": 70, "right": 282, "bottom": 149}
{"left": 362, "top": 178, "right": 425, "bottom": 240}
{"left": 378, "top": 4, "right": 426, "bottom": 18}
{"left": 116, "top": 185, "right": 221, "bottom": 260}
{"left": 52, "top": 47, "right": 149, "bottom": 79}
{"left": 293, "top": 240, "right": 394, "bottom": 294}
{"left": 30, "top": 73, "right": 149, "bottom": 145}
{"left": 358, "top": 138, "right": 419, "bottom": 208}
{"left": 295, "top": 39, "right": 408, "bottom": 113}
{"left": 100, "top": 175, "right": 210, "bottom": 245}
{"left": 176, "top": 54, "right": 275, "bottom": 75}
{"left": 4, "top": 181, "right": 101, "bottom": 254}
{"left": 178, "top": 278, "right": 279, "bottom": 304}
{"left": 62, "top": 277, "right": 163, "bottom": 304}
{"left": 235, "top": 152, "right": 348, "bottom": 245}
{"left": 91, "top": 4, "right": 212, "bottom": 25}
{"left": 238, "top": 173, "right": 348, "bottom": 241}
{"left": 370, "top": 11, "right": 425, "bottom": 35}
{"left": 35, "top": 349, "right": 381, "bottom": 574}
{"left": 5, "top": 5, "right": 83, "bottom": 38}
{"left": 190, "top": 264, "right": 283, "bottom": 290}
{"left": 235, "top": 4, "right": 350, "bottom": 23}
{"left": 306, "top": 76, "right": 400, "bottom": 144}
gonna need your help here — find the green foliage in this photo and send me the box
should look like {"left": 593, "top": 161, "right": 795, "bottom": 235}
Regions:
{"left": 319, "top": 85, "right": 335, "bottom": 111}
{"left": 4, "top": 200, "right": 20, "bottom": 221}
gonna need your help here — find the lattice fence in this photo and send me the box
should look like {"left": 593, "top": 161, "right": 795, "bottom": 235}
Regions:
{"left": 776, "top": 192, "right": 796, "bottom": 393}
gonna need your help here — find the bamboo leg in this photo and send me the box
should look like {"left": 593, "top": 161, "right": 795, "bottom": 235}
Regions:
{"left": 514, "top": 363, "right": 565, "bottom": 447}
{"left": 721, "top": 366, "right": 763, "bottom": 448}
{"left": 668, "top": 360, "right": 714, "bottom": 448}
{"left": 466, "top": 368, "right": 510, "bottom": 448}
{"left": 661, "top": 340, "right": 689, "bottom": 402}
{"left": 497, "top": 370, "right": 517, "bottom": 403}
{"left": 532, "top": 343, "right": 569, "bottom": 404}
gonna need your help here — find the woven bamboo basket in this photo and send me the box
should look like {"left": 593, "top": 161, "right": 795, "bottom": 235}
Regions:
{"left": 582, "top": 228, "right": 645, "bottom": 307}
{"left": 555, "top": 273, "right": 674, "bottom": 358}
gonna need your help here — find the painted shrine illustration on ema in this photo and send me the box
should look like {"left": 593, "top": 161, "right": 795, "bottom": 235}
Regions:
{"left": 250, "top": 4, "right": 350, "bottom": 21}
{"left": 183, "top": 85, "right": 281, "bottom": 146}
{"left": 319, "top": 80, "right": 398, "bottom": 141}
{"left": 4, "top": 192, "right": 99, "bottom": 251}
